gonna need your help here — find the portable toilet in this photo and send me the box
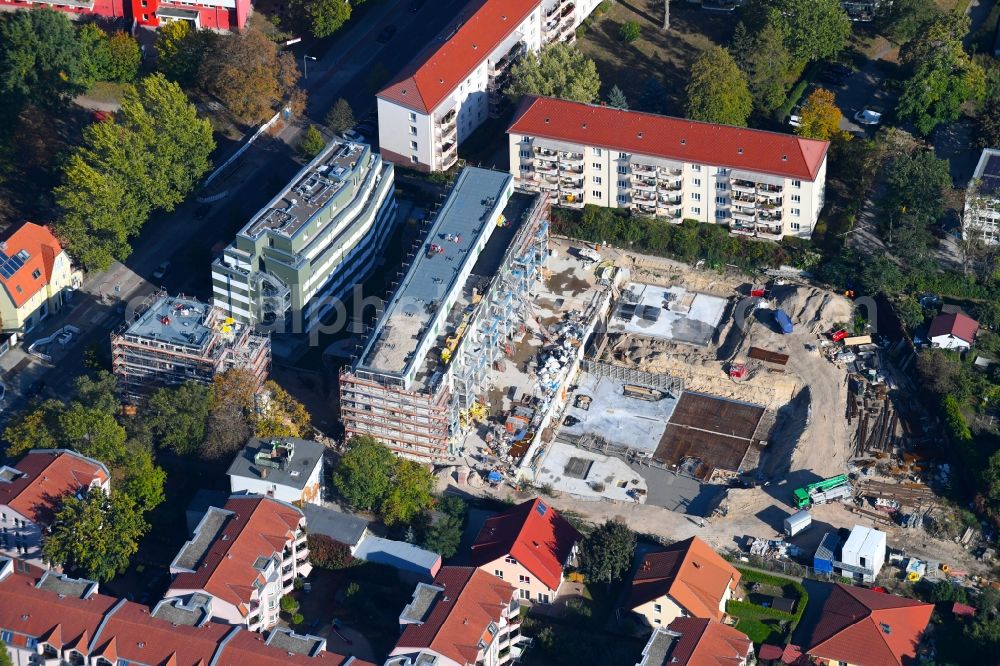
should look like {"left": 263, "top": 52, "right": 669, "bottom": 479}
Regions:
{"left": 814, "top": 532, "right": 841, "bottom": 574}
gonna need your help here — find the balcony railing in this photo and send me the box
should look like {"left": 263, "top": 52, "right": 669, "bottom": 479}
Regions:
{"left": 732, "top": 209, "right": 755, "bottom": 222}
{"left": 731, "top": 181, "right": 756, "bottom": 194}
{"left": 631, "top": 162, "right": 655, "bottom": 173}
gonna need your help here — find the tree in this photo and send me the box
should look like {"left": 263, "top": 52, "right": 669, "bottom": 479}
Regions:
{"left": 874, "top": 0, "right": 939, "bottom": 44}
{"left": 977, "top": 94, "right": 1000, "bottom": 149}
{"left": 308, "top": 533, "right": 356, "bottom": 569}
{"left": 797, "top": 88, "right": 849, "bottom": 141}
{"left": 578, "top": 519, "right": 635, "bottom": 584}
{"left": 145, "top": 382, "right": 211, "bottom": 455}
{"left": 203, "top": 369, "right": 256, "bottom": 459}
{"left": 730, "top": 17, "right": 792, "bottom": 113}
{"left": 43, "top": 488, "right": 148, "bottom": 582}
{"left": 898, "top": 13, "right": 986, "bottom": 135}
{"left": 105, "top": 32, "right": 142, "bottom": 83}
{"left": 255, "top": 380, "right": 312, "bottom": 438}
{"left": 298, "top": 124, "right": 326, "bottom": 158}
{"left": 58, "top": 403, "right": 128, "bottom": 463}
{"left": 333, "top": 435, "right": 396, "bottom": 511}
{"left": 895, "top": 296, "right": 925, "bottom": 330}
{"left": 2, "top": 399, "right": 63, "bottom": 456}
{"left": 0, "top": 639, "right": 12, "bottom": 666}
{"left": 607, "top": 85, "right": 628, "bottom": 110}
{"left": 325, "top": 97, "right": 355, "bottom": 134}
{"left": 291, "top": 0, "right": 353, "bottom": 39}
{"left": 508, "top": 43, "right": 601, "bottom": 104}
{"left": 117, "top": 440, "right": 167, "bottom": 513}
{"left": 881, "top": 150, "right": 952, "bottom": 231}
{"left": 155, "top": 20, "right": 215, "bottom": 86}
{"left": 75, "top": 371, "right": 119, "bottom": 415}
{"left": 423, "top": 513, "right": 463, "bottom": 558}
{"left": 0, "top": 9, "right": 84, "bottom": 110}
{"left": 380, "top": 459, "right": 434, "bottom": 526}
{"left": 916, "top": 349, "right": 963, "bottom": 397}
{"left": 684, "top": 46, "right": 752, "bottom": 126}
{"left": 619, "top": 21, "right": 641, "bottom": 43}
{"left": 280, "top": 595, "right": 300, "bottom": 614}
{"left": 748, "top": 0, "right": 850, "bottom": 66}
{"left": 198, "top": 28, "right": 300, "bottom": 125}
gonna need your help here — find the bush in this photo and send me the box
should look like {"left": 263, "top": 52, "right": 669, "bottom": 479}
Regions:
{"left": 298, "top": 125, "right": 326, "bottom": 158}
{"left": 280, "top": 595, "right": 299, "bottom": 614}
{"left": 291, "top": 612, "right": 304, "bottom": 625}
{"left": 308, "top": 533, "right": 358, "bottom": 570}
{"left": 619, "top": 21, "right": 641, "bottom": 43}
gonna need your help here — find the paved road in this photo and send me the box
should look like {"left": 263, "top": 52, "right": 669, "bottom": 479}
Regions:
{"left": 0, "top": 0, "right": 473, "bottom": 420}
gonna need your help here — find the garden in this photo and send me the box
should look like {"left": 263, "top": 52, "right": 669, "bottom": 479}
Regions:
{"left": 726, "top": 569, "right": 809, "bottom": 646}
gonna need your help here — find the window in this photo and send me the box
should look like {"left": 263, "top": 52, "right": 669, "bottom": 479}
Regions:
{"left": 592, "top": 176, "right": 602, "bottom": 184}
{"left": 519, "top": 575, "right": 531, "bottom": 584}
{"left": 617, "top": 195, "right": 627, "bottom": 203}
{"left": 692, "top": 178, "right": 701, "bottom": 186}
{"left": 791, "top": 194, "right": 801, "bottom": 203}
{"left": 32, "top": 268, "right": 41, "bottom": 279}
{"left": 409, "top": 126, "right": 417, "bottom": 136}
{"left": 791, "top": 222, "right": 801, "bottom": 231}
{"left": 2, "top": 631, "right": 13, "bottom": 644}
{"left": 537, "top": 592, "right": 550, "bottom": 603}
{"left": 692, "top": 165, "right": 701, "bottom": 172}
{"left": 592, "top": 190, "right": 603, "bottom": 198}
{"left": 411, "top": 156, "right": 419, "bottom": 164}
{"left": 617, "top": 165, "right": 627, "bottom": 174}
{"left": 410, "top": 141, "right": 418, "bottom": 150}
{"left": 692, "top": 207, "right": 701, "bottom": 214}
{"left": 792, "top": 179, "right": 802, "bottom": 187}
{"left": 505, "top": 556, "right": 517, "bottom": 565}
{"left": 592, "top": 162, "right": 601, "bottom": 169}
{"left": 409, "top": 112, "right": 417, "bottom": 122}
{"left": 653, "top": 604, "right": 662, "bottom": 613}
{"left": 618, "top": 180, "right": 628, "bottom": 189}
{"left": 716, "top": 182, "right": 727, "bottom": 191}
{"left": 715, "top": 210, "right": 728, "bottom": 219}
{"left": 495, "top": 569, "right": 504, "bottom": 579}
{"left": 691, "top": 193, "right": 701, "bottom": 201}
{"left": 519, "top": 164, "right": 530, "bottom": 172}
{"left": 520, "top": 150, "right": 530, "bottom": 158}
{"left": 519, "top": 589, "right": 530, "bottom": 600}
{"left": 26, "top": 638, "right": 37, "bottom": 650}
{"left": 791, "top": 208, "right": 801, "bottom": 216}
{"left": 654, "top": 619, "right": 661, "bottom": 625}
{"left": 618, "top": 152, "right": 627, "bottom": 159}
{"left": 716, "top": 167, "right": 728, "bottom": 175}
{"left": 592, "top": 148, "right": 602, "bottom": 156}
{"left": 715, "top": 196, "right": 727, "bottom": 205}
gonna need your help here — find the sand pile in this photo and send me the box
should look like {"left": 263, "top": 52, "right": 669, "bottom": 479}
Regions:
{"left": 773, "top": 285, "right": 852, "bottom": 334}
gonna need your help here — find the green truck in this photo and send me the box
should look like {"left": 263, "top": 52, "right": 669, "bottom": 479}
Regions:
{"left": 793, "top": 474, "right": 851, "bottom": 508}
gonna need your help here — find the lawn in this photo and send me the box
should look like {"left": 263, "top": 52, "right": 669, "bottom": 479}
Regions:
{"left": 575, "top": 0, "right": 737, "bottom": 115}
{"left": 726, "top": 568, "right": 810, "bottom": 646}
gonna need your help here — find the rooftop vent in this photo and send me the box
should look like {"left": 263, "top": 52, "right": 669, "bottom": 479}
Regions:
{"left": 544, "top": 117, "right": 550, "bottom": 124}
{"left": 782, "top": 155, "right": 788, "bottom": 161}
{"left": 637, "top": 132, "right": 643, "bottom": 139}
{"left": 680, "top": 139, "right": 686, "bottom": 145}
{"left": 582, "top": 123, "right": 587, "bottom": 129}
{"left": 738, "top": 147, "right": 743, "bottom": 155}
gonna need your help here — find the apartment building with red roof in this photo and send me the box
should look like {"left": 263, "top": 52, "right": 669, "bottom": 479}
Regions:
{"left": 794, "top": 583, "right": 933, "bottom": 666}
{"left": 507, "top": 97, "right": 831, "bottom": 239}
{"left": 385, "top": 566, "right": 526, "bottom": 666}
{"left": 626, "top": 537, "right": 741, "bottom": 628}
{"left": 469, "top": 497, "right": 581, "bottom": 604}
{"left": 637, "top": 618, "right": 754, "bottom": 666}
{"left": 0, "top": 222, "right": 81, "bottom": 336}
{"left": 0, "top": 0, "right": 252, "bottom": 31}
{"left": 0, "top": 557, "right": 372, "bottom": 666}
{"left": 0, "top": 449, "right": 110, "bottom": 569}
{"left": 164, "top": 495, "right": 311, "bottom": 632}
{"left": 376, "top": 0, "right": 602, "bottom": 173}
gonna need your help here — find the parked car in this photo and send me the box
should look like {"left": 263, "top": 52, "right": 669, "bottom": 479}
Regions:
{"left": 341, "top": 129, "right": 365, "bottom": 144}
{"left": 854, "top": 107, "right": 883, "bottom": 126}
{"left": 153, "top": 261, "right": 170, "bottom": 280}
{"left": 377, "top": 25, "right": 397, "bottom": 44}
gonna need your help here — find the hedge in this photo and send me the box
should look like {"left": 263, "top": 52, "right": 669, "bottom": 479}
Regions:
{"left": 733, "top": 567, "right": 810, "bottom": 626}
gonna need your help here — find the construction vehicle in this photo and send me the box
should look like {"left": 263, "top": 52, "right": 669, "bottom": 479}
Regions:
{"left": 793, "top": 474, "right": 852, "bottom": 509}
{"left": 440, "top": 313, "right": 470, "bottom": 364}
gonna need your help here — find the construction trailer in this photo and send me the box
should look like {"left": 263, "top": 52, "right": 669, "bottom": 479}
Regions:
{"left": 339, "top": 169, "right": 551, "bottom": 462}
{"left": 111, "top": 291, "right": 271, "bottom": 402}
{"left": 784, "top": 510, "right": 812, "bottom": 537}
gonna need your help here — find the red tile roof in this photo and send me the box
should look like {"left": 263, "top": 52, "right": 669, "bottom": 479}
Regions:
{"left": 0, "top": 563, "right": 370, "bottom": 666}
{"left": 804, "top": 583, "right": 933, "bottom": 666}
{"left": 665, "top": 617, "right": 753, "bottom": 665}
{"left": 469, "top": 497, "right": 581, "bottom": 591}
{"left": 627, "top": 537, "right": 740, "bottom": 621}
{"left": 0, "top": 450, "right": 109, "bottom": 525}
{"left": 168, "top": 496, "right": 304, "bottom": 614}
{"left": 377, "top": 0, "right": 540, "bottom": 114}
{"left": 928, "top": 312, "right": 979, "bottom": 345}
{"left": 0, "top": 222, "right": 65, "bottom": 308}
{"left": 394, "top": 567, "right": 516, "bottom": 666}
{"left": 509, "top": 97, "right": 830, "bottom": 181}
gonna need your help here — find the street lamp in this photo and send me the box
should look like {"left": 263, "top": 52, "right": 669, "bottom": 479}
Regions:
{"left": 303, "top": 55, "right": 317, "bottom": 80}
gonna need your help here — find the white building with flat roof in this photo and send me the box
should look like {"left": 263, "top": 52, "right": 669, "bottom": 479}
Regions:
{"left": 838, "top": 525, "right": 886, "bottom": 584}
{"left": 508, "top": 96, "right": 830, "bottom": 239}
{"left": 964, "top": 148, "right": 1000, "bottom": 246}
{"left": 377, "top": 0, "right": 602, "bottom": 173}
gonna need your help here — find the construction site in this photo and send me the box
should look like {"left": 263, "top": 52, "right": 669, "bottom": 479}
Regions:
{"left": 111, "top": 291, "right": 271, "bottom": 401}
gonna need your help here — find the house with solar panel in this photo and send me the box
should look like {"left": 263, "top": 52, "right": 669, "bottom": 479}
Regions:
{"left": 0, "top": 222, "right": 81, "bottom": 336}
{"left": 965, "top": 148, "right": 1000, "bottom": 245}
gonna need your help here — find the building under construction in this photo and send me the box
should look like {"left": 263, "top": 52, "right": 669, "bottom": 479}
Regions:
{"left": 339, "top": 168, "right": 550, "bottom": 461}
{"left": 111, "top": 292, "right": 271, "bottom": 402}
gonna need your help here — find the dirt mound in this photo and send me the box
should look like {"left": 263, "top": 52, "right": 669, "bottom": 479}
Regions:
{"left": 773, "top": 285, "right": 852, "bottom": 334}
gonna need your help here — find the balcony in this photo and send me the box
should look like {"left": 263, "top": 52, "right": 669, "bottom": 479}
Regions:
{"left": 534, "top": 149, "right": 559, "bottom": 162}
{"left": 632, "top": 179, "right": 657, "bottom": 193}
{"left": 732, "top": 209, "right": 755, "bottom": 222}
{"left": 759, "top": 184, "right": 783, "bottom": 194}
{"left": 658, "top": 167, "right": 683, "bottom": 177}
{"left": 557, "top": 152, "right": 584, "bottom": 167}
{"left": 659, "top": 194, "right": 682, "bottom": 206}
{"left": 756, "top": 224, "right": 784, "bottom": 239}
{"left": 731, "top": 180, "right": 756, "bottom": 195}
{"left": 491, "top": 42, "right": 525, "bottom": 76}
{"left": 630, "top": 162, "right": 655, "bottom": 174}
{"left": 535, "top": 162, "right": 558, "bottom": 176}
{"left": 561, "top": 194, "right": 584, "bottom": 208}
{"left": 438, "top": 109, "right": 456, "bottom": 129}
{"left": 731, "top": 223, "right": 756, "bottom": 236}
{"left": 756, "top": 198, "right": 782, "bottom": 211}
{"left": 731, "top": 193, "right": 755, "bottom": 205}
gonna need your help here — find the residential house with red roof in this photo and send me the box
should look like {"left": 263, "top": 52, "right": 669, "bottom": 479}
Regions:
{"left": 507, "top": 97, "right": 830, "bottom": 239}
{"left": 0, "top": 449, "right": 110, "bottom": 569}
{"left": 0, "top": 0, "right": 252, "bottom": 32}
{"left": 637, "top": 618, "right": 754, "bottom": 666}
{"left": 928, "top": 311, "right": 979, "bottom": 351}
{"left": 164, "top": 495, "right": 311, "bottom": 632}
{"left": 0, "top": 556, "right": 372, "bottom": 666}
{"left": 385, "top": 566, "right": 526, "bottom": 666}
{"left": 376, "top": 0, "right": 603, "bottom": 173}
{"left": 793, "top": 583, "right": 933, "bottom": 666}
{"left": 469, "top": 498, "right": 581, "bottom": 605}
{"left": 0, "top": 222, "right": 81, "bottom": 335}
{"left": 626, "top": 537, "right": 741, "bottom": 629}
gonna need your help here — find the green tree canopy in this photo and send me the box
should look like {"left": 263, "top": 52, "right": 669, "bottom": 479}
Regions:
{"left": 874, "top": 0, "right": 939, "bottom": 44}
{"left": 155, "top": 19, "right": 215, "bottom": 86}
{"left": 977, "top": 93, "right": 1000, "bottom": 148}
{"left": 747, "top": 0, "right": 850, "bottom": 66}
{"left": 508, "top": 43, "right": 601, "bottom": 104}
{"left": 203, "top": 369, "right": 257, "bottom": 459}
{"left": 325, "top": 98, "right": 355, "bottom": 134}
{"left": 797, "top": 88, "right": 848, "bottom": 141}
{"left": 0, "top": 9, "right": 84, "bottom": 110}
{"left": 730, "top": 16, "right": 792, "bottom": 113}
{"left": 607, "top": 85, "right": 628, "bottom": 110}
{"left": 298, "top": 124, "right": 326, "bottom": 158}
{"left": 380, "top": 459, "right": 434, "bottom": 526}
{"left": 897, "top": 13, "right": 986, "bottom": 135}
{"left": 422, "top": 513, "right": 463, "bottom": 558}
{"left": 619, "top": 21, "right": 641, "bottom": 43}
{"left": 255, "top": 380, "right": 312, "bottom": 439}
{"left": 43, "top": 488, "right": 148, "bottom": 582}
{"left": 198, "top": 28, "right": 300, "bottom": 125}
{"left": 145, "top": 382, "right": 212, "bottom": 455}
{"left": 880, "top": 150, "right": 952, "bottom": 230}
{"left": 333, "top": 435, "right": 397, "bottom": 511}
{"left": 291, "top": 0, "right": 353, "bottom": 39}
{"left": 578, "top": 519, "right": 635, "bottom": 584}
{"left": 0, "top": 639, "right": 12, "bottom": 666}
{"left": 684, "top": 46, "right": 752, "bottom": 126}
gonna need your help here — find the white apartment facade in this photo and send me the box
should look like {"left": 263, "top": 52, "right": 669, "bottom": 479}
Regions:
{"left": 377, "top": 0, "right": 601, "bottom": 173}
{"left": 964, "top": 148, "right": 1000, "bottom": 245}
{"left": 508, "top": 97, "right": 830, "bottom": 239}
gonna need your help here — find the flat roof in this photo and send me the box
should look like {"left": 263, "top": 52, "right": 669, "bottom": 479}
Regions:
{"left": 35, "top": 571, "right": 95, "bottom": 599}
{"left": 353, "top": 535, "right": 440, "bottom": 575}
{"left": 356, "top": 167, "right": 512, "bottom": 378}
{"left": 610, "top": 283, "right": 728, "bottom": 347}
{"left": 173, "top": 506, "right": 233, "bottom": 571}
{"left": 266, "top": 628, "right": 324, "bottom": 656}
{"left": 124, "top": 295, "right": 216, "bottom": 350}
{"left": 151, "top": 596, "right": 211, "bottom": 627}
{"left": 301, "top": 503, "right": 369, "bottom": 547}
{"left": 227, "top": 437, "right": 325, "bottom": 491}
{"left": 843, "top": 525, "right": 885, "bottom": 554}
{"left": 243, "top": 140, "right": 367, "bottom": 241}
{"left": 400, "top": 583, "right": 443, "bottom": 624}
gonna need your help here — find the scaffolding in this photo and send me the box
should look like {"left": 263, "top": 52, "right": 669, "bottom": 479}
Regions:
{"left": 579, "top": 359, "right": 684, "bottom": 396}
{"left": 111, "top": 291, "right": 271, "bottom": 402}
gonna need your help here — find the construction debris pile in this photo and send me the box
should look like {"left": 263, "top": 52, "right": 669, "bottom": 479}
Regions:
{"left": 848, "top": 375, "right": 899, "bottom": 458}
{"left": 853, "top": 479, "right": 938, "bottom": 529}
{"left": 746, "top": 536, "right": 805, "bottom": 560}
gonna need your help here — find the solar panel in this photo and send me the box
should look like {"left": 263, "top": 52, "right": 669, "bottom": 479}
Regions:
{"left": 0, "top": 250, "right": 27, "bottom": 279}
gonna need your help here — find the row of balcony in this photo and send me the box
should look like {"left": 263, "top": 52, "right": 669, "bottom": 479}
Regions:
{"left": 630, "top": 162, "right": 683, "bottom": 177}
